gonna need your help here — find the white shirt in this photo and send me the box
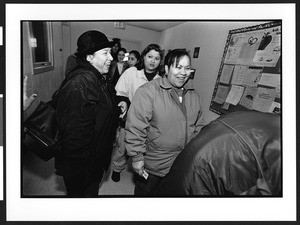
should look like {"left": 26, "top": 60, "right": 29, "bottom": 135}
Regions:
{"left": 115, "top": 67, "right": 160, "bottom": 102}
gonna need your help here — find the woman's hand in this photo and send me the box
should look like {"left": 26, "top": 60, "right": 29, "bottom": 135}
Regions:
{"left": 132, "top": 160, "right": 145, "bottom": 176}
{"left": 23, "top": 76, "right": 37, "bottom": 111}
{"left": 118, "top": 101, "right": 128, "bottom": 119}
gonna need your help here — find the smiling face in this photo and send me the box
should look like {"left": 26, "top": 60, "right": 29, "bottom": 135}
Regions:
{"left": 117, "top": 50, "right": 126, "bottom": 63}
{"left": 165, "top": 55, "right": 192, "bottom": 88}
{"left": 87, "top": 47, "right": 113, "bottom": 74}
{"left": 143, "top": 50, "right": 161, "bottom": 73}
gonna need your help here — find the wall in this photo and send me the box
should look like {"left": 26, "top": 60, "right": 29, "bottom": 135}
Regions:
{"left": 23, "top": 22, "right": 64, "bottom": 119}
{"left": 69, "top": 22, "right": 161, "bottom": 56}
{"left": 23, "top": 21, "right": 269, "bottom": 123}
{"left": 159, "top": 21, "right": 268, "bottom": 124}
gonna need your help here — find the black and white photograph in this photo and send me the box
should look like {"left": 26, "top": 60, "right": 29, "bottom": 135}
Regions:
{"left": 22, "top": 19, "right": 282, "bottom": 197}
{"left": 2, "top": 2, "right": 298, "bottom": 224}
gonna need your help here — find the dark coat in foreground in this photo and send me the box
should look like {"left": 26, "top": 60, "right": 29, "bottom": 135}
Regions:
{"left": 56, "top": 60, "right": 120, "bottom": 180}
{"left": 157, "top": 111, "right": 281, "bottom": 196}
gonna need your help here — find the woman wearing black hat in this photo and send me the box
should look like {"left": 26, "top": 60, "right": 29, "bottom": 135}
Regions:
{"left": 55, "top": 30, "right": 127, "bottom": 197}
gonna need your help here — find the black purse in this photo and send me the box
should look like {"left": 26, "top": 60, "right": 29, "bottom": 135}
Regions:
{"left": 23, "top": 69, "right": 80, "bottom": 161}
{"left": 23, "top": 99, "right": 60, "bottom": 161}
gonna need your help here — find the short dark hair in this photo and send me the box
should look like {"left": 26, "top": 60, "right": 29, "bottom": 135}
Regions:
{"left": 164, "top": 49, "right": 191, "bottom": 69}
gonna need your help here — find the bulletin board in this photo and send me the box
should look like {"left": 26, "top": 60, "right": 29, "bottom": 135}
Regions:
{"left": 210, "top": 21, "right": 281, "bottom": 115}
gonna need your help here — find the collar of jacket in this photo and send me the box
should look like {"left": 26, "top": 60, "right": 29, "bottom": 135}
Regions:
{"left": 159, "top": 75, "right": 194, "bottom": 91}
{"left": 138, "top": 69, "right": 160, "bottom": 81}
{"left": 77, "top": 59, "right": 112, "bottom": 83}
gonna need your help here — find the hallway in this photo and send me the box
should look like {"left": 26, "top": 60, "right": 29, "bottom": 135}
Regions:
{"left": 22, "top": 146, "right": 135, "bottom": 196}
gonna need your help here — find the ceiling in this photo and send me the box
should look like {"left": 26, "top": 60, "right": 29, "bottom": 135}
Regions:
{"left": 125, "top": 21, "right": 185, "bottom": 32}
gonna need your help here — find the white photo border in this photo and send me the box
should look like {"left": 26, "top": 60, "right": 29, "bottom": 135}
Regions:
{"left": 6, "top": 3, "right": 296, "bottom": 221}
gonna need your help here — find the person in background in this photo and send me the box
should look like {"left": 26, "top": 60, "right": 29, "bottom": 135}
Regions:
{"left": 108, "top": 47, "right": 129, "bottom": 87}
{"left": 125, "top": 49, "right": 205, "bottom": 195}
{"left": 64, "top": 54, "right": 77, "bottom": 78}
{"left": 111, "top": 38, "right": 121, "bottom": 61}
{"left": 127, "top": 50, "right": 141, "bottom": 68}
{"left": 55, "top": 30, "right": 127, "bottom": 197}
{"left": 23, "top": 76, "right": 37, "bottom": 111}
{"left": 111, "top": 44, "right": 163, "bottom": 182}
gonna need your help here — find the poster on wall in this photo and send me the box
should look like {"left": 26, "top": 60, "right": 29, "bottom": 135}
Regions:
{"left": 224, "top": 23, "right": 281, "bottom": 67}
{"left": 253, "top": 26, "right": 281, "bottom": 67}
{"left": 210, "top": 21, "right": 281, "bottom": 115}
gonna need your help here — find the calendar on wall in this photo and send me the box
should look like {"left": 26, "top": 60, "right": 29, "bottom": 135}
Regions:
{"left": 210, "top": 21, "right": 281, "bottom": 115}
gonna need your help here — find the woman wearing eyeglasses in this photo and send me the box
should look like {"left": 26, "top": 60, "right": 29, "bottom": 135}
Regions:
{"left": 125, "top": 49, "right": 206, "bottom": 196}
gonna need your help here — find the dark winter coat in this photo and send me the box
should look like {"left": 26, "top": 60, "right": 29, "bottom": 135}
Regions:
{"left": 56, "top": 60, "right": 120, "bottom": 178}
{"left": 157, "top": 111, "right": 281, "bottom": 196}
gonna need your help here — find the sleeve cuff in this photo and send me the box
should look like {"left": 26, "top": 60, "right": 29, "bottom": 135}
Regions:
{"left": 132, "top": 153, "right": 144, "bottom": 162}
{"left": 116, "top": 95, "right": 131, "bottom": 108}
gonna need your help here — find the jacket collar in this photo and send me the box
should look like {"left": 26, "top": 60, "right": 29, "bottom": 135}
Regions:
{"left": 160, "top": 75, "right": 194, "bottom": 90}
{"left": 138, "top": 69, "right": 160, "bottom": 80}
{"left": 77, "top": 59, "right": 111, "bottom": 83}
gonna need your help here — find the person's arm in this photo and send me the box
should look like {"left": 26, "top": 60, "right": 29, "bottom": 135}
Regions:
{"left": 192, "top": 96, "right": 206, "bottom": 138}
{"left": 115, "top": 68, "right": 135, "bottom": 118}
{"left": 125, "top": 85, "right": 153, "bottom": 176}
{"left": 115, "top": 67, "right": 136, "bottom": 99}
{"left": 57, "top": 76, "right": 97, "bottom": 166}
{"left": 23, "top": 76, "right": 37, "bottom": 111}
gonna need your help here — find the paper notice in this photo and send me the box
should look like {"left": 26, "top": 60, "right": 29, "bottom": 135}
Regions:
{"left": 253, "top": 26, "right": 281, "bottom": 67}
{"left": 225, "top": 85, "right": 245, "bottom": 106}
{"left": 252, "top": 87, "right": 276, "bottom": 112}
{"left": 219, "top": 64, "right": 234, "bottom": 84}
{"left": 258, "top": 73, "right": 280, "bottom": 88}
{"left": 224, "top": 34, "right": 243, "bottom": 64}
{"left": 243, "top": 67, "right": 262, "bottom": 87}
{"left": 239, "top": 86, "right": 258, "bottom": 109}
{"left": 213, "top": 85, "right": 230, "bottom": 104}
{"left": 231, "top": 65, "right": 248, "bottom": 85}
{"left": 236, "top": 31, "right": 264, "bottom": 65}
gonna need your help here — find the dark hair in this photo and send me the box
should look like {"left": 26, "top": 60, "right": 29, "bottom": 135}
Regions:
{"left": 112, "top": 38, "right": 121, "bottom": 48}
{"left": 164, "top": 49, "right": 191, "bottom": 69}
{"left": 129, "top": 50, "right": 141, "bottom": 61}
{"left": 136, "top": 44, "right": 163, "bottom": 71}
{"left": 117, "top": 47, "right": 127, "bottom": 54}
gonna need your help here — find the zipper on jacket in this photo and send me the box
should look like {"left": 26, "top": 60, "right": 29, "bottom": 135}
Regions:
{"left": 170, "top": 89, "right": 188, "bottom": 147}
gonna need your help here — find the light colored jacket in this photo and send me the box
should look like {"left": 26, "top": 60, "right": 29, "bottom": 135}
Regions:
{"left": 115, "top": 67, "right": 160, "bottom": 102}
{"left": 125, "top": 76, "right": 205, "bottom": 177}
